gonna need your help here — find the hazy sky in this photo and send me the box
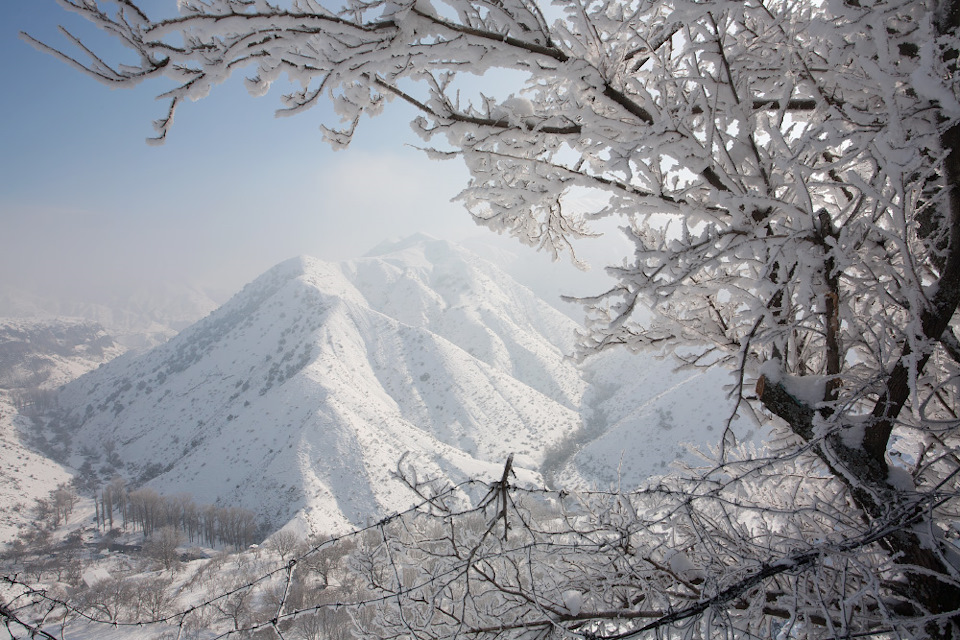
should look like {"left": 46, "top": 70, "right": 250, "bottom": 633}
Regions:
{"left": 1, "top": 1, "right": 621, "bottom": 314}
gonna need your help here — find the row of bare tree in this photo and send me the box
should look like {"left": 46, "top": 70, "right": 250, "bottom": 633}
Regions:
{"left": 93, "top": 477, "right": 264, "bottom": 549}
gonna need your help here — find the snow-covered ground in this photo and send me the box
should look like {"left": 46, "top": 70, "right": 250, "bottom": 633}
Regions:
{"left": 0, "top": 394, "right": 71, "bottom": 542}
{"left": 0, "top": 318, "right": 125, "bottom": 541}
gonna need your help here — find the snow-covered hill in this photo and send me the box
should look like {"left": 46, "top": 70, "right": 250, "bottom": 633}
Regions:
{"left": 48, "top": 236, "right": 750, "bottom": 535}
{"left": 54, "top": 237, "right": 590, "bottom": 533}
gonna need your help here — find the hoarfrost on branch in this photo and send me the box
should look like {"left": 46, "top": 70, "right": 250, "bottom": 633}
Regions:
{"left": 18, "top": 0, "right": 960, "bottom": 635}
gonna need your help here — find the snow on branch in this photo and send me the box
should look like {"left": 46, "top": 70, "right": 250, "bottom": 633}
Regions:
{"left": 25, "top": 0, "right": 960, "bottom": 634}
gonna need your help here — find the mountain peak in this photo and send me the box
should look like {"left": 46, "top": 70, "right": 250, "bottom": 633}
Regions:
{"left": 363, "top": 232, "right": 445, "bottom": 258}
{"left": 54, "top": 240, "right": 587, "bottom": 533}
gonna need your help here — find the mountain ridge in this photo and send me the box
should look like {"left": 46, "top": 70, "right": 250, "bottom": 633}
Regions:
{"left": 36, "top": 236, "right": 751, "bottom": 537}
{"left": 53, "top": 238, "right": 587, "bottom": 533}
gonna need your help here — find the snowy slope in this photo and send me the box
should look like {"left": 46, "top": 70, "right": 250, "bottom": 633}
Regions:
{"left": 55, "top": 238, "right": 588, "bottom": 533}
{"left": 353, "top": 234, "right": 584, "bottom": 407}
{"left": 0, "top": 399, "right": 71, "bottom": 543}
{"left": 0, "top": 319, "right": 124, "bottom": 542}
{"left": 560, "top": 349, "right": 755, "bottom": 489}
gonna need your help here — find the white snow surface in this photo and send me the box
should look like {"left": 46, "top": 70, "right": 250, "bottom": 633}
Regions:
{"left": 0, "top": 396, "right": 71, "bottom": 542}
{"left": 0, "top": 318, "right": 123, "bottom": 541}
{"left": 563, "top": 348, "right": 756, "bottom": 489}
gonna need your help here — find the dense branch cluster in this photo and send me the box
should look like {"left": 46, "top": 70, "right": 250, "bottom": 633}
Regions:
{"left": 3, "top": 461, "right": 958, "bottom": 638}
{"left": 16, "top": 0, "right": 960, "bottom": 636}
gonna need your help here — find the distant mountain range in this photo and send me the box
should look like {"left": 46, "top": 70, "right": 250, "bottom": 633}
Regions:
{"left": 17, "top": 236, "right": 751, "bottom": 536}
{"left": 0, "top": 281, "right": 223, "bottom": 350}
{"left": 0, "top": 318, "right": 122, "bottom": 390}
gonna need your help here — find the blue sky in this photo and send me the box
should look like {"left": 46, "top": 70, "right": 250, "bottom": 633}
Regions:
{"left": 1, "top": 0, "right": 616, "bottom": 313}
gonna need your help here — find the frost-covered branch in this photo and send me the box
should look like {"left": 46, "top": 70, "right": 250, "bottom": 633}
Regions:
{"left": 28, "top": 0, "right": 960, "bottom": 634}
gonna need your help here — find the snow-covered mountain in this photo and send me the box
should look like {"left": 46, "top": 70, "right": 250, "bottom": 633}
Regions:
{"left": 54, "top": 237, "right": 590, "bottom": 533}
{"left": 49, "top": 236, "right": 750, "bottom": 535}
